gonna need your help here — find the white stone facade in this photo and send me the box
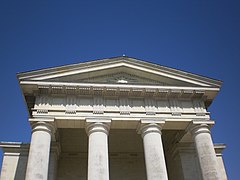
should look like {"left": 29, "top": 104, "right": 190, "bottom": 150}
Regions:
{"left": 0, "top": 56, "right": 227, "bottom": 179}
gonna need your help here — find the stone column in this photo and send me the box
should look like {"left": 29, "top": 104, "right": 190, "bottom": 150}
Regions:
{"left": 138, "top": 123, "right": 168, "bottom": 180}
{"left": 25, "top": 122, "right": 55, "bottom": 180}
{"left": 86, "top": 121, "right": 111, "bottom": 180}
{"left": 190, "top": 124, "right": 220, "bottom": 180}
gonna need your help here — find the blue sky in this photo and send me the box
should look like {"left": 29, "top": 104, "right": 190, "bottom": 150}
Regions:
{"left": 0, "top": 0, "right": 239, "bottom": 179}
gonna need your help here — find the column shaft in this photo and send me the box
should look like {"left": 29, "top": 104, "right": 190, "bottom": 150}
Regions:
{"left": 86, "top": 122, "right": 110, "bottom": 180}
{"left": 191, "top": 124, "right": 220, "bottom": 180}
{"left": 140, "top": 123, "right": 168, "bottom": 180}
{"left": 25, "top": 122, "right": 54, "bottom": 180}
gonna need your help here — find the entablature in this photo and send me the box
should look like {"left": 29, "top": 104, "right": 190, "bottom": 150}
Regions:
{"left": 20, "top": 81, "right": 219, "bottom": 100}
{"left": 32, "top": 93, "right": 209, "bottom": 118}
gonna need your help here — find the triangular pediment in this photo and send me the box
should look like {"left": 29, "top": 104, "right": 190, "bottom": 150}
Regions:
{"left": 17, "top": 56, "right": 222, "bottom": 88}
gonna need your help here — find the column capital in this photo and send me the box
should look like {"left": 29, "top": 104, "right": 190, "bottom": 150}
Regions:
{"left": 188, "top": 123, "right": 211, "bottom": 138}
{"left": 31, "top": 121, "right": 56, "bottom": 135}
{"left": 85, "top": 120, "right": 111, "bottom": 136}
{"left": 137, "top": 122, "right": 165, "bottom": 138}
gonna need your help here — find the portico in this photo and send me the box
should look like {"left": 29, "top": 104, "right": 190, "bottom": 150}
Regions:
{"left": 0, "top": 56, "right": 227, "bottom": 180}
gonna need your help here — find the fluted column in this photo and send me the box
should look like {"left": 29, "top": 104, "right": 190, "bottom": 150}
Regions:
{"left": 138, "top": 123, "right": 168, "bottom": 180}
{"left": 25, "top": 121, "right": 55, "bottom": 180}
{"left": 86, "top": 121, "right": 111, "bottom": 180}
{"left": 190, "top": 124, "right": 220, "bottom": 180}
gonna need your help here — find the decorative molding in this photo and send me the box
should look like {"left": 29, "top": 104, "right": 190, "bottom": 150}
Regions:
{"left": 85, "top": 122, "right": 111, "bottom": 136}
{"left": 85, "top": 118, "right": 111, "bottom": 136}
{"left": 193, "top": 99, "right": 205, "bottom": 113}
{"left": 169, "top": 99, "right": 182, "bottom": 115}
{"left": 172, "top": 112, "right": 182, "bottom": 116}
{"left": 181, "top": 90, "right": 194, "bottom": 98}
{"left": 65, "top": 96, "right": 77, "bottom": 114}
{"left": 36, "top": 84, "right": 211, "bottom": 100}
{"left": 93, "top": 96, "right": 104, "bottom": 114}
{"left": 65, "top": 110, "right": 76, "bottom": 114}
{"left": 185, "top": 121, "right": 215, "bottom": 136}
{"left": 37, "top": 109, "right": 49, "bottom": 114}
{"left": 145, "top": 98, "right": 156, "bottom": 115}
{"left": 119, "top": 97, "right": 131, "bottom": 115}
{"left": 33, "top": 95, "right": 210, "bottom": 118}
{"left": 214, "top": 144, "right": 226, "bottom": 156}
{"left": 31, "top": 121, "right": 55, "bottom": 135}
{"left": 137, "top": 120, "right": 165, "bottom": 137}
{"left": 196, "top": 113, "right": 206, "bottom": 116}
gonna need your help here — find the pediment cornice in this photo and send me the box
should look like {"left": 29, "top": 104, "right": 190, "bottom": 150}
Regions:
{"left": 17, "top": 56, "right": 222, "bottom": 88}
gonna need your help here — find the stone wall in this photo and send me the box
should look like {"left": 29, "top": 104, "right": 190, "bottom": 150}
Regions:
{"left": 57, "top": 152, "right": 146, "bottom": 180}
{"left": 0, "top": 151, "right": 28, "bottom": 180}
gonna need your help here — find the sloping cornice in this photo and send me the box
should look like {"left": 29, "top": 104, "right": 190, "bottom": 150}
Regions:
{"left": 17, "top": 56, "right": 222, "bottom": 88}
